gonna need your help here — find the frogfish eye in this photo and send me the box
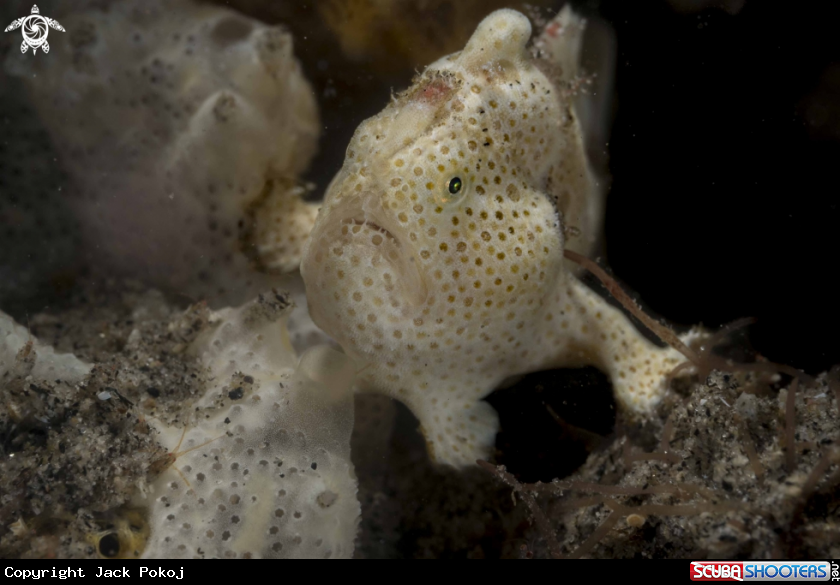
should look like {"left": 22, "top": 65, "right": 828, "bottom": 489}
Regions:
{"left": 448, "top": 177, "right": 463, "bottom": 195}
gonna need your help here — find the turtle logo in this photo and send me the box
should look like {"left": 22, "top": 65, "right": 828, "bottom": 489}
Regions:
{"left": 4, "top": 5, "right": 65, "bottom": 55}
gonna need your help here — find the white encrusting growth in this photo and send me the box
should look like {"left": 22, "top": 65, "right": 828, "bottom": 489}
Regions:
{"left": 1, "top": 311, "right": 91, "bottom": 386}
{"left": 142, "top": 294, "right": 359, "bottom": 559}
{"left": 5, "top": 0, "right": 321, "bottom": 306}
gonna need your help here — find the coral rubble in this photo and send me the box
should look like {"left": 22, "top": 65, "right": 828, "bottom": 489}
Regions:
{"left": 503, "top": 371, "right": 840, "bottom": 559}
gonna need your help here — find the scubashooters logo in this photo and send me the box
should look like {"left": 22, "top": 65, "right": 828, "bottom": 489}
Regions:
{"left": 691, "top": 561, "right": 835, "bottom": 581}
{"left": 4, "top": 5, "right": 65, "bottom": 54}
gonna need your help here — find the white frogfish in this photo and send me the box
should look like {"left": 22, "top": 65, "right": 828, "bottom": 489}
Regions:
{"left": 302, "top": 9, "right": 690, "bottom": 467}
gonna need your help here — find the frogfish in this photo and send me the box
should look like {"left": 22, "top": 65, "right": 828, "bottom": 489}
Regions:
{"left": 302, "top": 8, "right": 692, "bottom": 467}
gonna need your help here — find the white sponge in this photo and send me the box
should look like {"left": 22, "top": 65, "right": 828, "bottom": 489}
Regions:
{"left": 0, "top": 311, "right": 91, "bottom": 385}
{"left": 5, "top": 0, "right": 320, "bottom": 305}
{"left": 142, "top": 294, "right": 359, "bottom": 559}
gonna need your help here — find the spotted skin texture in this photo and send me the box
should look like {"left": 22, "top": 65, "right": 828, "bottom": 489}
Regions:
{"left": 302, "top": 10, "right": 688, "bottom": 467}
{"left": 249, "top": 182, "right": 320, "bottom": 273}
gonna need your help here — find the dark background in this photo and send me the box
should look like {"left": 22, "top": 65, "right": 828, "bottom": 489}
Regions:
{"left": 599, "top": 0, "right": 839, "bottom": 375}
